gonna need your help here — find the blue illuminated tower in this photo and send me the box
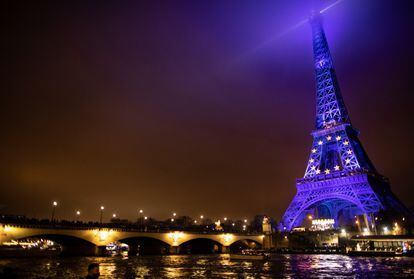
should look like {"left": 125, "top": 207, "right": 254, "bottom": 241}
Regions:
{"left": 279, "top": 12, "right": 411, "bottom": 231}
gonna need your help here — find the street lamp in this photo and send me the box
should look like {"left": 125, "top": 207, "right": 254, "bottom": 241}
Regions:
{"left": 51, "top": 201, "right": 58, "bottom": 222}
{"left": 138, "top": 209, "right": 144, "bottom": 226}
{"left": 244, "top": 219, "right": 247, "bottom": 223}
{"left": 99, "top": 206, "right": 104, "bottom": 224}
{"left": 112, "top": 213, "right": 117, "bottom": 218}
{"left": 173, "top": 212, "right": 177, "bottom": 217}
{"left": 76, "top": 210, "right": 81, "bottom": 222}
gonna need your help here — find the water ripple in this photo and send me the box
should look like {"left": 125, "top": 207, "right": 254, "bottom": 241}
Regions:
{"left": 1, "top": 254, "right": 414, "bottom": 278}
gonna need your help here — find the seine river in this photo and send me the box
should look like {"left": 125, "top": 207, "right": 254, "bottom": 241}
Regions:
{"left": 1, "top": 254, "right": 414, "bottom": 278}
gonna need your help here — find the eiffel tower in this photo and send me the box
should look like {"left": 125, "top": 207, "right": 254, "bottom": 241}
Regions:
{"left": 279, "top": 12, "right": 411, "bottom": 231}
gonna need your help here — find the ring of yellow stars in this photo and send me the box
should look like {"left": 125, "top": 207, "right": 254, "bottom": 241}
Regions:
{"left": 326, "top": 135, "right": 332, "bottom": 141}
{"left": 336, "top": 136, "right": 341, "bottom": 141}
{"left": 312, "top": 148, "right": 317, "bottom": 153}
{"left": 334, "top": 165, "right": 340, "bottom": 171}
{"left": 325, "top": 169, "right": 330, "bottom": 174}
{"left": 343, "top": 140, "right": 349, "bottom": 146}
{"left": 315, "top": 169, "right": 321, "bottom": 174}
{"left": 318, "top": 140, "right": 323, "bottom": 145}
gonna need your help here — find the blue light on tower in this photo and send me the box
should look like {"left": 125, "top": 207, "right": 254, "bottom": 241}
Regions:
{"left": 279, "top": 11, "right": 412, "bottom": 231}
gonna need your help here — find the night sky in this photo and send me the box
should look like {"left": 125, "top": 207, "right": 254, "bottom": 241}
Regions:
{"left": 3, "top": 0, "right": 414, "bottom": 222}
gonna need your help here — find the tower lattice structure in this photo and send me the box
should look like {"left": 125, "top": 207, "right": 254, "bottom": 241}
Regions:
{"left": 279, "top": 12, "right": 411, "bottom": 231}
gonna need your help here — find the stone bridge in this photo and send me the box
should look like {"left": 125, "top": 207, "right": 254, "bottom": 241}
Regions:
{"left": 0, "top": 223, "right": 265, "bottom": 256}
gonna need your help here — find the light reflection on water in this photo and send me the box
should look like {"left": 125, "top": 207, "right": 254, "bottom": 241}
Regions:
{"left": 0, "top": 254, "right": 414, "bottom": 278}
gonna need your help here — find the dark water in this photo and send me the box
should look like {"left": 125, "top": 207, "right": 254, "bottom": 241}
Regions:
{"left": 1, "top": 254, "right": 414, "bottom": 278}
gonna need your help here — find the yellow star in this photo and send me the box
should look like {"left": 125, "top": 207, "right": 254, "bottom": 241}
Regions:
{"left": 318, "top": 140, "right": 323, "bottom": 145}
{"left": 336, "top": 136, "right": 341, "bottom": 141}
{"left": 315, "top": 169, "right": 321, "bottom": 174}
{"left": 325, "top": 169, "right": 330, "bottom": 174}
{"left": 309, "top": 159, "right": 314, "bottom": 163}
{"left": 347, "top": 149, "right": 353, "bottom": 154}
{"left": 334, "top": 165, "right": 340, "bottom": 171}
{"left": 326, "top": 136, "right": 332, "bottom": 141}
{"left": 344, "top": 140, "right": 349, "bottom": 146}
{"left": 312, "top": 148, "right": 317, "bottom": 153}
{"left": 311, "top": 166, "right": 316, "bottom": 170}
{"left": 345, "top": 159, "right": 351, "bottom": 164}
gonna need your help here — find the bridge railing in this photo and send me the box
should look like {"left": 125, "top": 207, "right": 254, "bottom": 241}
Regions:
{"left": 0, "top": 217, "right": 263, "bottom": 235}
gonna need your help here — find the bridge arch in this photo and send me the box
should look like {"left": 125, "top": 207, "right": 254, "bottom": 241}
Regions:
{"left": 229, "top": 238, "right": 262, "bottom": 253}
{"left": 178, "top": 237, "right": 223, "bottom": 254}
{"left": 13, "top": 233, "right": 98, "bottom": 256}
{"left": 118, "top": 236, "right": 170, "bottom": 255}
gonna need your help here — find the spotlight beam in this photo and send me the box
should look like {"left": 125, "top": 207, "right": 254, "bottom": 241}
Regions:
{"left": 235, "top": 0, "right": 347, "bottom": 61}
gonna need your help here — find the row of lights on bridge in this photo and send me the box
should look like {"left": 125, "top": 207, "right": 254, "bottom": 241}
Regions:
{"left": 50, "top": 201, "right": 249, "bottom": 228}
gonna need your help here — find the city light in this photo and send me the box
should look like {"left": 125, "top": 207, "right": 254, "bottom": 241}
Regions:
{"left": 393, "top": 222, "right": 401, "bottom": 235}
{"left": 244, "top": 219, "right": 247, "bottom": 223}
{"left": 173, "top": 212, "right": 177, "bottom": 217}
{"left": 112, "top": 214, "right": 117, "bottom": 218}
{"left": 100, "top": 206, "right": 105, "bottom": 210}
{"left": 171, "top": 218, "right": 174, "bottom": 222}
{"left": 144, "top": 216, "right": 148, "bottom": 220}
{"left": 311, "top": 219, "right": 334, "bottom": 231}
{"left": 168, "top": 231, "right": 184, "bottom": 246}
{"left": 139, "top": 209, "right": 143, "bottom": 214}
{"left": 221, "top": 234, "right": 233, "bottom": 244}
{"left": 52, "top": 201, "right": 58, "bottom": 206}
{"left": 200, "top": 215, "right": 204, "bottom": 219}
{"left": 76, "top": 210, "right": 80, "bottom": 215}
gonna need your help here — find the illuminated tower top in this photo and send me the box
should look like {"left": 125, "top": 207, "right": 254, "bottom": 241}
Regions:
{"left": 310, "top": 12, "right": 350, "bottom": 130}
